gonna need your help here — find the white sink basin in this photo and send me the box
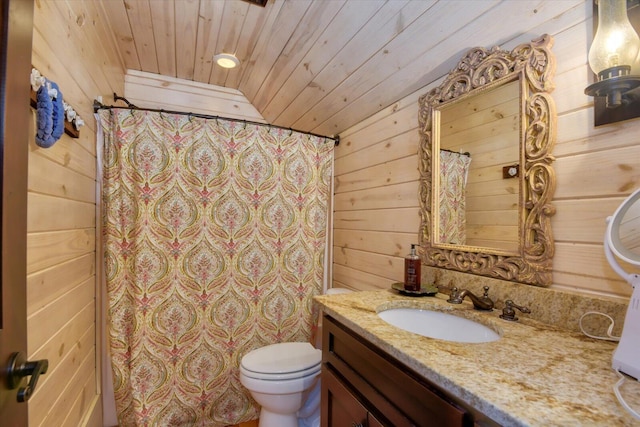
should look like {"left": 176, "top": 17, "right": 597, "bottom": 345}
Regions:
{"left": 377, "top": 308, "right": 500, "bottom": 343}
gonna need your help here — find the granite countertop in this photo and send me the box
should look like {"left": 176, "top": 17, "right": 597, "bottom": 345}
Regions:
{"left": 314, "top": 289, "right": 640, "bottom": 426}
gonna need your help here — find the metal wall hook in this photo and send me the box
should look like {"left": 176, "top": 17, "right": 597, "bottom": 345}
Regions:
{"left": 113, "top": 92, "right": 138, "bottom": 108}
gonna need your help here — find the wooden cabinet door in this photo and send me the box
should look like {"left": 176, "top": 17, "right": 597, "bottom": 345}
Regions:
{"left": 367, "top": 412, "right": 385, "bottom": 427}
{"left": 0, "top": 0, "right": 35, "bottom": 424}
{"left": 322, "top": 368, "right": 368, "bottom": 427}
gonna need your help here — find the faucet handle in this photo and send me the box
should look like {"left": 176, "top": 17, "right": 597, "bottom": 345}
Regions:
{"left": 480, "top": 286, "right": 492, "bottom": 303}
{"left": 447, "top": 287, "right": 462, "bottom": 304}
{"left": 479, "top": 286, "right": 494, "bottom": 310}
{"left": 500, "top": 300, "right": 531, "bottom": 322}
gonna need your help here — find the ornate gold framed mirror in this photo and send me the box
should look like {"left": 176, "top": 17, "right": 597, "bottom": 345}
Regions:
{"left": 418, "top": 34, "right": 556, "bottom": 286}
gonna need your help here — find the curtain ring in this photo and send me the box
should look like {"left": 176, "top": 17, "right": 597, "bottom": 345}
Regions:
{"left": 289, "top": 128, "right": 293, "bottom": 136}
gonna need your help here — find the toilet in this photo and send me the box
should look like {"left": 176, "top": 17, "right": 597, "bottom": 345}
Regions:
{"left": 240, "top": 341, "right": 322, "bottom": 427}
{"left": 239, "top": 288, "right": 352, "bottom": 427}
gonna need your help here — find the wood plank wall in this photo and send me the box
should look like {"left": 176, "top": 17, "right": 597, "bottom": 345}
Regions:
{"left": 118, "top": 72, "right": 265, "bottom": 425}
{"left": 333, "top": 2, "right": 639, "bottom": 301}
{"left": 28, "top": 1, "right": 124, "bottom": 426}
{"left": 124, "top": 70, "right": 266, "bottom": 123}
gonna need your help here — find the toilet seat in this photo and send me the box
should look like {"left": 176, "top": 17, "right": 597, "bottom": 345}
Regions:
{"left": 240, "top": 362, "right": 321, "bottom": 381}
{"left": 241, "top": 342, "right": 321, "bottom": 380}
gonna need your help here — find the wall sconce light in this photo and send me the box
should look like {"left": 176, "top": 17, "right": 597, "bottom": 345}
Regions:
{"left": 585, "top": 0, "right": 640, "bottom": 125}
{"left": 213, "top": 53, "right": 240, "bottom": 69}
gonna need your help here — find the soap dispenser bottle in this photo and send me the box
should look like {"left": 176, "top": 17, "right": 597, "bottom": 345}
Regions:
{"left": 404, "top": 244, "right": 421, "bottom": 291}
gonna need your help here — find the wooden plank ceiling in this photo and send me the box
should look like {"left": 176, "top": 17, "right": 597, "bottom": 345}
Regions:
{"left": 99, "top": 0, "right": 558, "bottom": 136}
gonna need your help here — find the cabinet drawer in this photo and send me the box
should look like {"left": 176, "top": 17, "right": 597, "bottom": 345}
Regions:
{"left": 323, "top": 315, "right": 468, "bottom": 427}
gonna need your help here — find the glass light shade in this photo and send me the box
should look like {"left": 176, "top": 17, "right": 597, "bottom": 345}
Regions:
{"left": 213, "top": 53, "right": 240, "bottom": 69}
{"left": 588, "top": 0, "right": 640, "bottom": 76}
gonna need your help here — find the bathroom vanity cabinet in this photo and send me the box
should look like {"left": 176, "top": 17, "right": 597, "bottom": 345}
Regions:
{"left": 321, "top": 314, "right": 498, "bottom": 427}
{"left": 316, "top": 290, "right": 640, "bottom": 426}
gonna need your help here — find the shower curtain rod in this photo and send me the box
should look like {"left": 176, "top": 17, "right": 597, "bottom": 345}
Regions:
{"left": 440, "top": 148, "right": 470, "bottom": 157}
{"left": 93, "top": 94, "right": 340, "bottom": 146}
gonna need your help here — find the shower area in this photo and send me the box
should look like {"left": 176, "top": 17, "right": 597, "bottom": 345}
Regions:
{"left": 438, "top": 149, "right": 471, "bottom": 245}
{"left": 96, "top": 108, "right": 335, "bottom": 426}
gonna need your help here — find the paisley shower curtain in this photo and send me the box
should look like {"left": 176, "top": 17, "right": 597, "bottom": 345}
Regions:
{"left": 98, "top": 109, "right": 333, "bottom": 426}
{"left": 439, "top": 150, "right": 472, "bottom": 245}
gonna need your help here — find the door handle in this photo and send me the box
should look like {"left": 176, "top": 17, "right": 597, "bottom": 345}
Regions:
{"left": 6, "top": 351, "right": 49, "bottom": 402}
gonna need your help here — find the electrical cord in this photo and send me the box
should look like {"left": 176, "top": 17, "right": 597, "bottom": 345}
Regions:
{"left": 578, "top": 311, "right": 620, "bottom": 342}
{"left": 579, "top": 311, "right": 640, "bottom": 420}
{"left": 614, "top": 370, "right": 640, "bottom": 421}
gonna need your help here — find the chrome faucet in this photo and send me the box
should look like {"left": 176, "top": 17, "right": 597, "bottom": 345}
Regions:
{"left": 447, "top": 286, "right": 494, "bottom": 311}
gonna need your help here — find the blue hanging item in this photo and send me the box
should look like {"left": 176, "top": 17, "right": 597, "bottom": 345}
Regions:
{"left": 35, "top": 78, "right": 65, "bottom": 148}
{"left": 50, "top": 81, "right": 64, "bottom": 141}
{"left": 35, "top": 80, "right": 53, "bottom": 147}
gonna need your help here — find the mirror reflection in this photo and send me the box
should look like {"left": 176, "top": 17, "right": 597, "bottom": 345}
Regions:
{"left": 620, "top": 202, "right": 640, "bottom": 258}
{"left": 616, "top": 191, "right": 640, "bottom": 260}
{"left": 418, "top": 35, "right": 557, "bottom": 286}
{"left": 435, "top": 79, "right": 520, "bottom": 253}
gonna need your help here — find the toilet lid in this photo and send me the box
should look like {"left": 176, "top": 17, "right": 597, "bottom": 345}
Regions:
{"left": 241, "top": 342, "right": 321, "bottom": 376}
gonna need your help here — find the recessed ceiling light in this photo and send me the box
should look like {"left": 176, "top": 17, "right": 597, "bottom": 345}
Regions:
{"left": 213, "top": 53, "right": 240, "bottom": 69}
